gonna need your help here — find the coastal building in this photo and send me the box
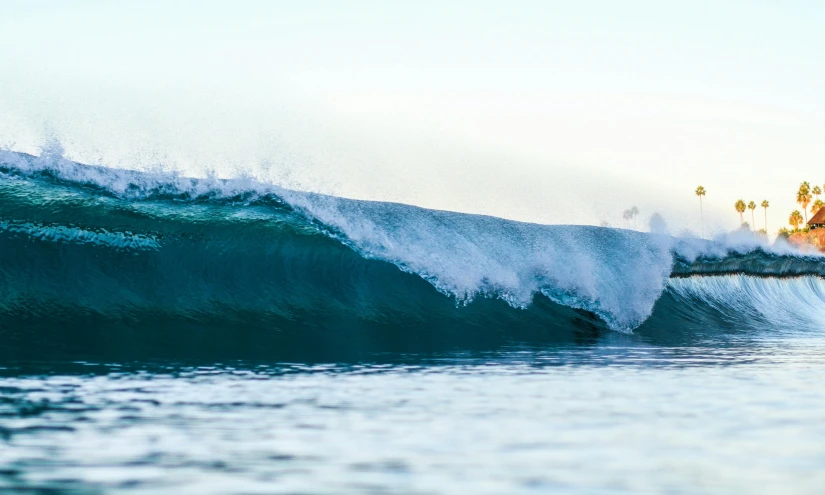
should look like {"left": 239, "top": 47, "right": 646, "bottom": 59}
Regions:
{"left": 808, "top": 208, "right": 825, "bottom": 230}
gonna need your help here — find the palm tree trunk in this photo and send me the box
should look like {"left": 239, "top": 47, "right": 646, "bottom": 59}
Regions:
{"left": 751, "top": 211, "right": 755, "bottom": 229}
{"left": 700, "top": 197, "right": 704, "bottom": 238}
{"left": 764, "top": 208, "right": 768, "bottom": 232}
{"left": 739, "top": 212, "right": 744, "bottom": 225}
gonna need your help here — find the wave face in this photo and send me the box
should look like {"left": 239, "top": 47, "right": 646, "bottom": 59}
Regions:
{"left": 2, "top": 150, "right": 825, "bottom": 359}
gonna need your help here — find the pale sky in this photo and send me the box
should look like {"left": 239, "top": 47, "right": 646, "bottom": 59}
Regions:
{"left": 2, "top": 0, "right": 824, "bottom": 234}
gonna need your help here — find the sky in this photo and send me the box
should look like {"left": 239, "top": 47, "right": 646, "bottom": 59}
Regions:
{"left": 1, "top": 0, "right": 825, "bottom": 234}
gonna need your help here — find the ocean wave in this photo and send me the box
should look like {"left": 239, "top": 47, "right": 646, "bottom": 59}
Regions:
{"left": 2, "top": 148, "right": 824, "bottom": 357}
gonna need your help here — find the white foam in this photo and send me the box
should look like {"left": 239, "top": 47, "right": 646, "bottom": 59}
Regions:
{"left": 0, "top": 144, "right": 284, "bottom": 201}
{"left": 280, "top": 186, "right": 819, "bottom": 332}
{"left": 279, "top": 193, "right": 673, "bottom": 331}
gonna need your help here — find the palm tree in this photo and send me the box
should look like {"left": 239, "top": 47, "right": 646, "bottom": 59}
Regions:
{"left": 748, "top": 201, "right": 756, "bottom": 228}
{"left": 814, "top": 185, "right": 822, "bottom": 201}
{"left": 695, "top": 185, "right": 706, "bottom": 237}
{"left": 735, "top": 199, "right": 746, "bottom": 225}
{"left": 798, "top": 182, "right": 812, "bottom": 223}
{"left": 761, "top": 200, "right": 769, "bottom": 231}
{"left": 790, "top": 210, "right": 804, "bottom": 231}
{"left": 812, "top": 199, "right": 825, "bottom": 215}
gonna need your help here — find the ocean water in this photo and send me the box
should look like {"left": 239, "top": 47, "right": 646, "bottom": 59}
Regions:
{"left": 2, "top": 150, "right": 825, "bottom": 494}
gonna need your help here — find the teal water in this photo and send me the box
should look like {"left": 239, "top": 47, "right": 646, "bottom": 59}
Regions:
{"left": 3, "top": 339, "right": 825, "bottom": 494}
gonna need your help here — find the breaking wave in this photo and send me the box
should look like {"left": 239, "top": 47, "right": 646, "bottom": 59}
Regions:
{"left": 2, "top": 149, "right": 825, "bottom": 359}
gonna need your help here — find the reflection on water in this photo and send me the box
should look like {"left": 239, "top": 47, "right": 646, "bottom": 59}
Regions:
{"left": 3, "top": 338, "right": 825, "bottom": 494}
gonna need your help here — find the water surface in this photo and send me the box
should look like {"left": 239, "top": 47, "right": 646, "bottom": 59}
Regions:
{"left": 3, "top": 337, "right": 825, "bottom": 494}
